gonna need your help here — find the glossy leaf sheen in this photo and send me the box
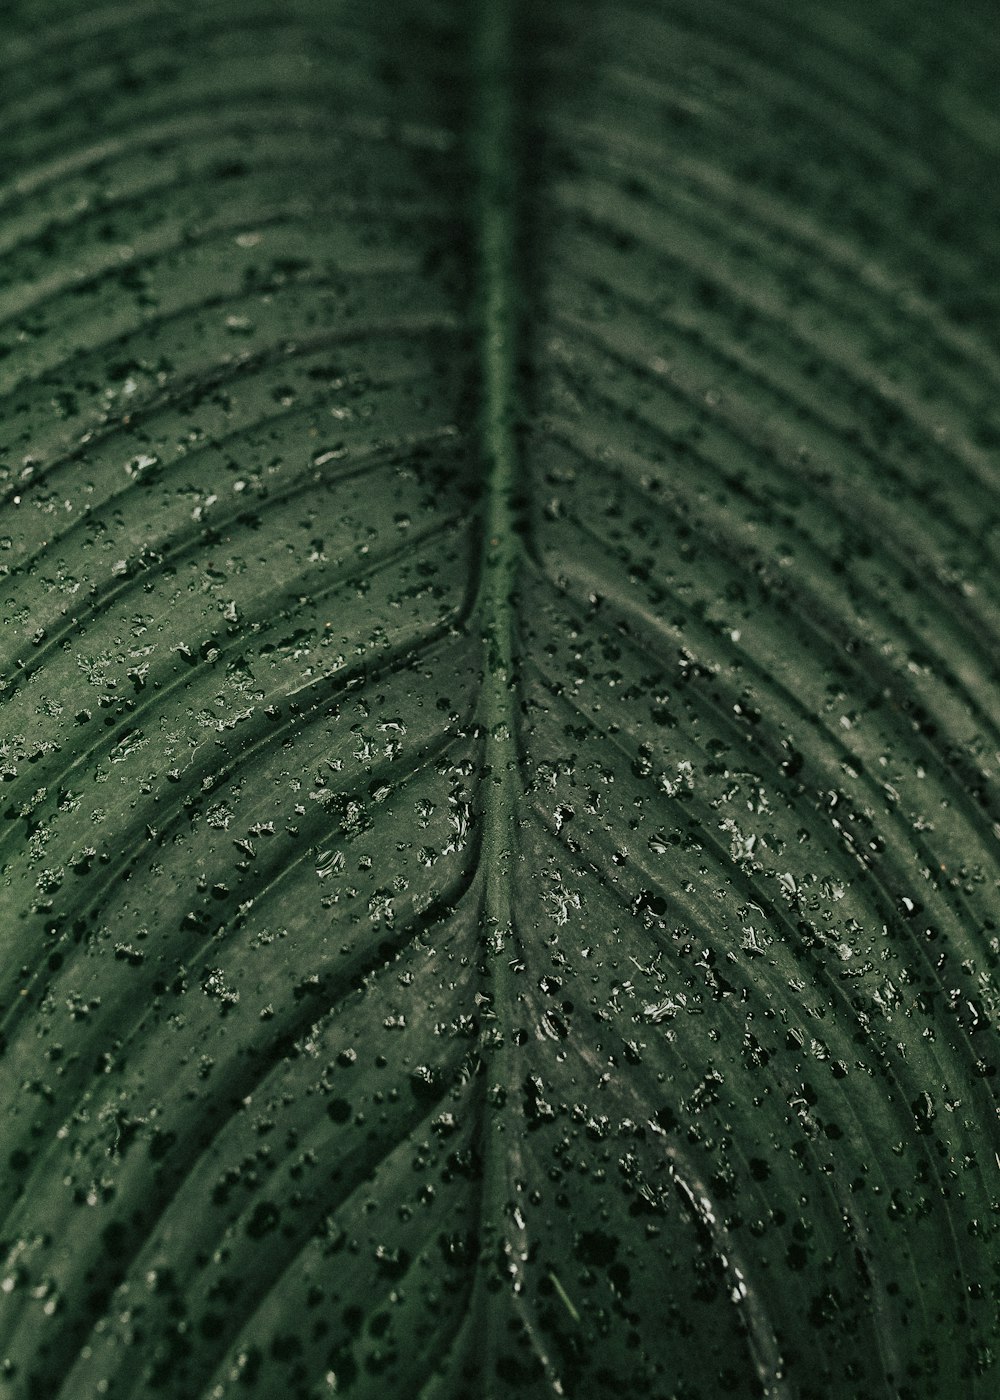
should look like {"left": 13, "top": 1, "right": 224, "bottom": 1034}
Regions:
{"left": 0, "top": 2, "right": 998, "bottom": 1398}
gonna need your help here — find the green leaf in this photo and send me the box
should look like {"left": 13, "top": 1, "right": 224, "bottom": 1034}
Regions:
{"left": 1, "top": 2, "right": 998, "bottom": 1397}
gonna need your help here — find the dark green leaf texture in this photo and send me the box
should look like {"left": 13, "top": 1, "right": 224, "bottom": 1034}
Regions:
{"left": 1, "top": 2, "right": 998, "bottom": 1397}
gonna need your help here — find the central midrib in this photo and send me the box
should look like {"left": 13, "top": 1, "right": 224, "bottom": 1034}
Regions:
{"left": 468, "top": 0, "right": 554, "bottom": 1379}
{"left": 467, "top": 7, "right": 572, "bottom": 1390}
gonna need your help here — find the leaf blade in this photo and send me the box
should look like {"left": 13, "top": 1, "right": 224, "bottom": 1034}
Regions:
{"left": 1, "top": 2, "right": 998, "bottom": 1398}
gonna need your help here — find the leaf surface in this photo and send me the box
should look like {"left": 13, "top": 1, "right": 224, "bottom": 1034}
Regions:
{"left": 0, "top": 2, "right": 998, "bottom": 1398}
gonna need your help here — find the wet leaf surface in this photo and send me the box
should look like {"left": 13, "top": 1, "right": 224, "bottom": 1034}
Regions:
{"left": 0, "top": 2, "right": 998, "bottom": 1397}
